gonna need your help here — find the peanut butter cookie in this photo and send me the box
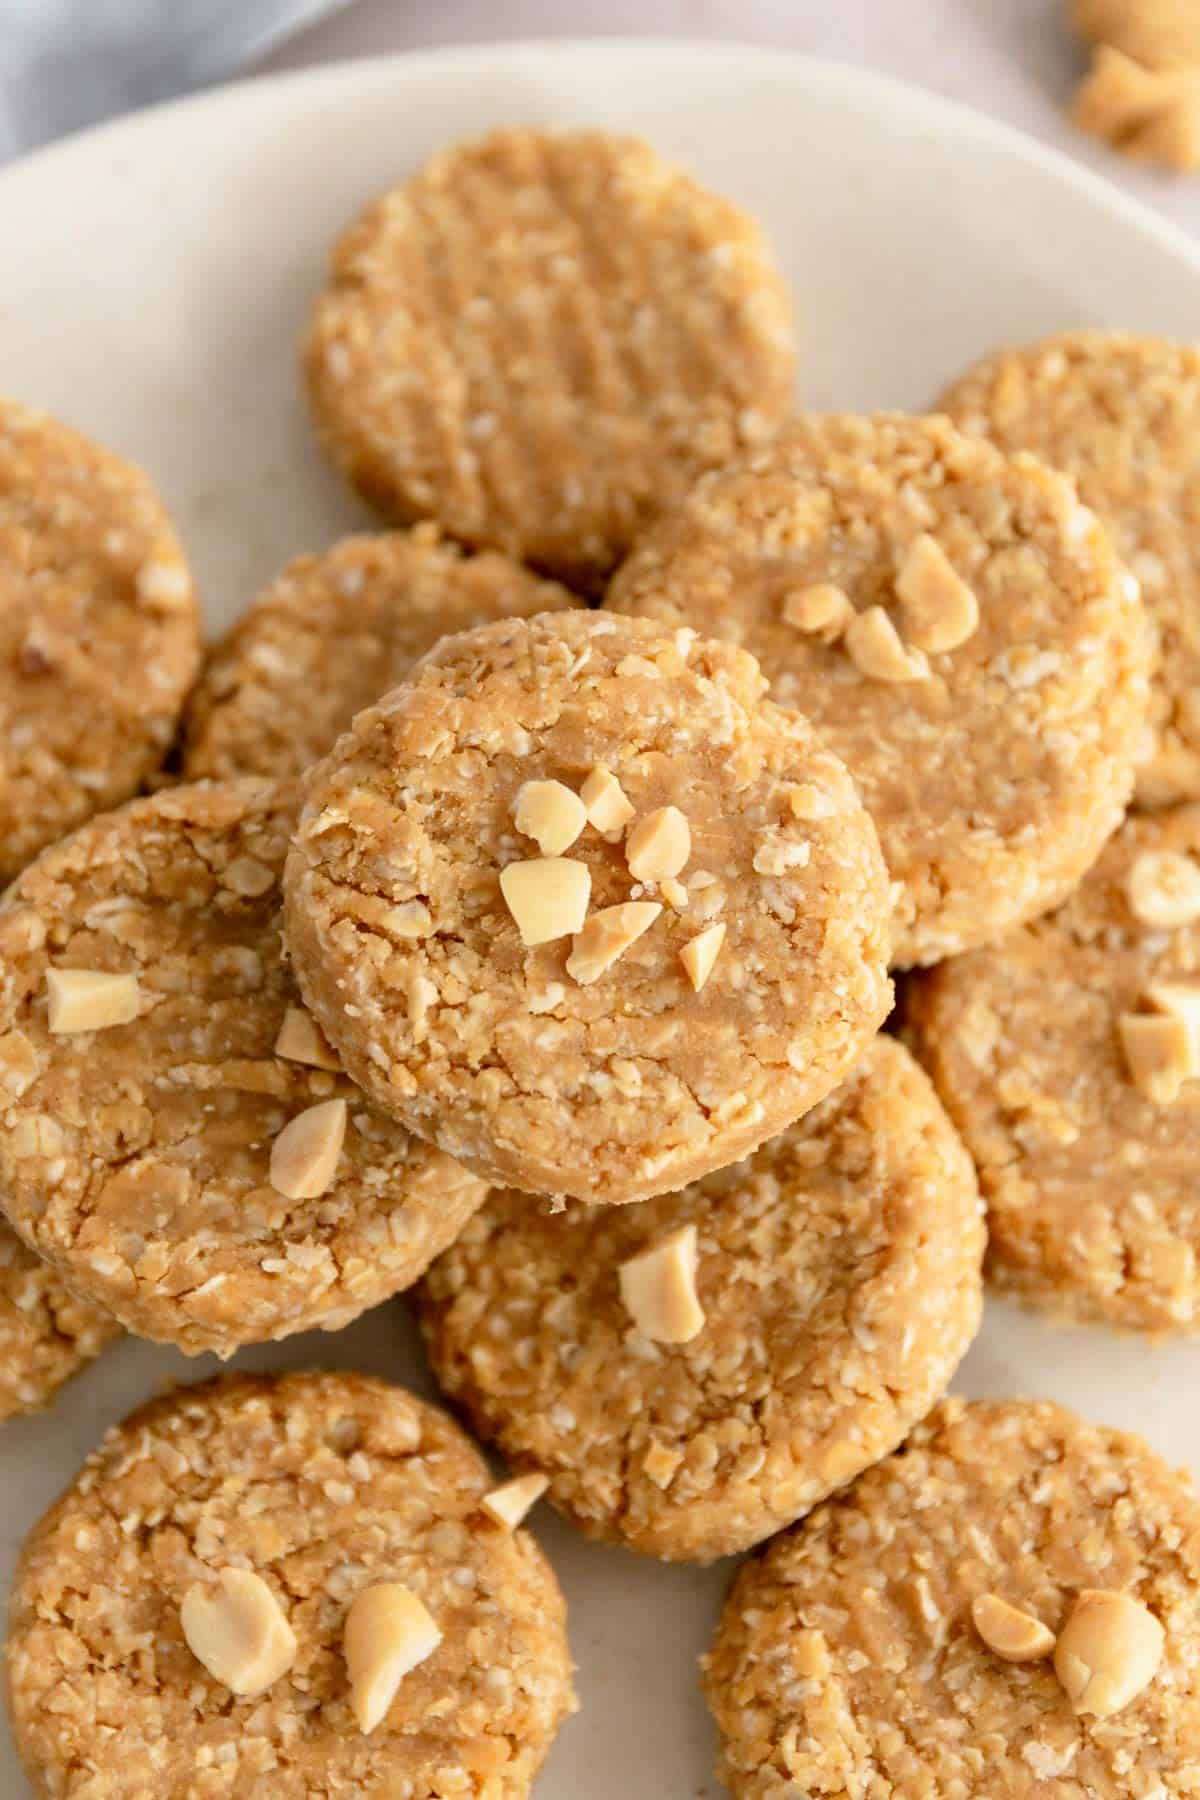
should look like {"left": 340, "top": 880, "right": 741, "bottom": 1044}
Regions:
{"left": 304, "top": 128, "right": 795, "bottom": 591}
{"left": 0, "top": 1222, "right": 117, "bottom": 1422}
{"left": 0, "top": 780, "right": 487, "bottom": 1356}
{"left": 608, "top": 412, "right": 1150, "bottom": 966}
{"left": 6, "top": 1371, "right": 575, "bottom": 1798}
{"left": 283, "top": 611, "right": 893, "bottom": 1206}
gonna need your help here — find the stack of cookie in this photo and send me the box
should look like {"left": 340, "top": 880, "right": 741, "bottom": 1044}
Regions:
{"left": 2, "top": 125, "right": 1200, "bottom": 1797}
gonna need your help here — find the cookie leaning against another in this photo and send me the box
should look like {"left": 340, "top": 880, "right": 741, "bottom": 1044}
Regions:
{"left": 0, "top": 1222, "right": 118, "bottom": 1424}
{"left": 284, "top": 610, "right": 893, "bottom": 1205}
{"left": 6, "top": 1371, "right": 575, "bottom": 1799}
{"left": 304, "top": 127, "right": 795, "bottom": 592}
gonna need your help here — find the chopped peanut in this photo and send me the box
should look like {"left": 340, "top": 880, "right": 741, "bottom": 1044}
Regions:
{"left": 512, "top": 780, "right": 586, "bottom": 856}
{"left": 972, "top": 1593, "right": 1056, "bottom": 1662}
{"left": 781, "top": 583, "right": 854, "bottom": 640}
{"left": 480, "top": 1472, "right": 549, "bottom": 1529}
{"left": 566, "top": 901, "right": 661, "bottom": 986}
{"left": 344, "top": 1583, "right": 441, "bottom": 1735}
{"left": 626, "top": 806, "right": 691, "bottom": 883}
{"left": 618, "top": 1222, "right": 705, "bottom": 1343}
{"left": 844, "top": 607, "right": 931, "bottom": 682}
{"left": 180, "top": 1568, "right": 297, "bottom": 1698}
{"left": 274, "top": 1005, "right": 341, "bottom": 1070}
{"left": 500, "top": 857, "right": 591, "bottom": 946}
{"left": 580, "top": 764, "right": 635, "bottom": 836}
{"left": 896, "top": 534, "right": 980, "bottom": 652}
{"left": 45, "top": 968, "right": 140, "bottom": 1035}
{"left": 1127, "top": 849, "right": 1200, "bottom": 927}
{"left": 1119, "top": 1011, "right": 1197, "bottom": 1105}
{"left": 680, "top": 923, "right": 726, "bottom": 992}
{"left": 1054, "top": 1589, "right": 1164, "bottom": 1718}
{"left": 269, "top": 1098, "right": 347, "bottom": 1199}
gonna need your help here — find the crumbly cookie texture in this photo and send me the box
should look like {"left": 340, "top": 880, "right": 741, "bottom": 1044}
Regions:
{"left": 608, "top": 412, "right": 1149, "bottom": 966}
{"left": 417, "top": 1037, "right": 983, "bottom": 1563}
{"left": 907, "top": 806, "right": 1200, "bottom": 1333}
{"left": 704, "top": 1397, "right": 1200, "bottom": 1799}
{"left": 0, "top": 398, "right": 201, "bottom": 884}
{"left": 304, "top": 127, "right": 795, "bottom": 591}
{"left": 0, "top": 779, "right": 487, "bottom": 1355}
{"left": 182, "top": 525, "right": 576, "bottom": 782}
{"left": 942, "top": 332, "right": 1200, "bottom": 803}
{"left": 283, "top": 611, "right": 893, "bottom": 1205}
{"left": 6, "top": 1371, "right": 575, "bottom": 1798}
{"left": 0, "top": 1221, "right": 118, "bottom": 1422}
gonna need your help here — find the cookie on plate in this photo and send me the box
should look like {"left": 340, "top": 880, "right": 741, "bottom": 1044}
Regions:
{"left": 705, "top": 1397, "right": 1200, "bottom": 1798}
{"left": 6, "top": 1371, "right": 575, "bottom": 1799}
{"left": 417, "top": 1037, "right": 983, "bottom": 1563}
{"left": 182, "top": 525, "right": 576, "bottom": 782}
{"left": 284, "top": 610, "right": 893, "bottom": 1206}
{"left": 0, "top": 1222, "right": 118, "bottom": 1423}
{"left": 0, "top": 398, "right": 200, "bottom": 884}
{"left": 304, "top": 128, "right": 795, "bottom": 591}
{"left": 0, "top": 779, "right": 487, "bottom": 1356}
{"left": 608, "top": 411, "right": 1150, "bottom": 967}
{"left": 907, "top": 805, "right": 1200, "bottom": 1333}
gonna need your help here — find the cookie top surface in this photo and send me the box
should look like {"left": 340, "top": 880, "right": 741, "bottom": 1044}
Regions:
{"left": 704, "top": 1397, "right": 1200, "bottom": 1799}
{"left": 7, "top": 1371, "right": 575, "bottom": 1799}
{"left": 0, "top": 399, "right": 201, "bottom": 883}
{"left": 182, "top": 526, "right": 577, "bottom": 782}
{"left": 940, "top": 331, "right": 1200, "bottom": 807}
{"left": 304, "top": 127, "right": 795, "bottom": 591}
{"left": 283, "top": 610, "right": 893, "bottom": 1205}
{"left": 907, "top": 805, "right": 1200, "bottom": 1333}
{"left": 608, "top": 411, "right": 1150, "bottom": 966}
{"left": 0, "top": 1221, "right": 118, "bottom": 1423}
{"left": 0, "top": 779, "right": 487, "bottom": 1355}
{"left": 417, "top": 1036, "right": 983, "bottom": 1563}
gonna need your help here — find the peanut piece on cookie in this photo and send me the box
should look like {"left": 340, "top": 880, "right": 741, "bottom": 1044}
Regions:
{"left": 580, "top": 763, "right": 635, "bottom": 836}
{"left": 896, "top": 534, "right": 980, "bottom": 653}
{"left": 481, "top": 1472, "right": 549, "bottom": 1530}
{"left": 972, "top": 1593, "right": 1056, "bottom": 1662}
{"left": 566, "top": 901, "right": 661, "bottom": 986}
{"left": 626, "top": 806, "right": 691, "bottom": 883}
{"left": 680, "top": 923, "right": 726, "bottom": 992}
{"left": 1120, "top": 1011, "right": 1197, "bottom": 1104}
{"left": 781, "top": 584, "right": 853, "bottom": 640}
{"left": 500, "top": 858, "right": 591, "bottom": 947}
{"left": 344, "top": 1583, "right": 441, "bottom": 1735}
{"left": 844, "top": 607, "right": 931, "bottom": 683}
{"left": 513, "top": 780, "right": 586, "bottom": 856}
{"left": 180, "top": 1568, "right": 297, "bottom": 1698}
{"left": 274, "top": 1004, "right": 341, "bottom": 1071}
{"left": 618, "top": 1222, "right": 705, "bottom": 1343}
{"left": 45, "top": 968, "right": 139, "bottom": 1035}
{"left": 1054, "top": 1589, "right": 1164, "bottom": 1718}
{"left": 269, "top": 1098, "right": 347, "bottom": 1200}
{"left": 1128, "top": 849, "right": 1200, "bottom": 927}
{"left": 1146, "top": 981, "right": 1200, "bottom": 1055}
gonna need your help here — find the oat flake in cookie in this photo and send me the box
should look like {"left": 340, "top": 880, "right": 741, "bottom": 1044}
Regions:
{"left": 0, "top": 398, "right": 201, "bottom": 884}
{"left": 907, "top": 805, "right": 1200, "bottom": 1333}
{"left": 417, "top": 1037, "right": 983, "bottom": 1563}
{"left": 283, "top": 611, "right": 893, "bottom": 1206}
{"left": 0, "top": 1221, "right": 118, "bottom": 1422}
{"left": 6, "top": 1371, "right": 575, "bottom": 1798}
{"left": 704, "top": 1398, "right": 1200, "bottom": 1799}
{"left": 304, "top": 128, "right": 795, "bottom": 591}
{"left": 608, "top": 412, "right": 1150, "bottom": 966}
{"left": 0, "top": 779, "right": 486, "bottom": 1356}
{"left": 182, "top": 525, "right": 577, "bottom": 782}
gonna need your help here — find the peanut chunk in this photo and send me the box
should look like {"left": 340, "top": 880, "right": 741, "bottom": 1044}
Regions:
{"left": 781, "top": 583, "right": 854, "bottom": 640}
{"left": 844, "top": 607, "right": 931, "bottom": 683}
{"left": 619, "top": 1222, "right": 705, "bottom": 1343}
{"left": 512, "top": 779, "right": 586, "bottom": 856}
{"left": 972, "top": 1593, "right": 1056, "bottom": 1662}
{"left": 580, "top": 763, "right": 635, "bottom": 836}
{"left": 1146, "top": 981, "right": 1200, "bottom": 1057}
{"left": 680, "top": 922, "right": 726, "bottom": 992}
{"left": 896, "top": 534, "right": 980, "bottom": 652}
{"left": 344, "top": 1583, "right": 441, "bottom": 1735}
{"left": 269, "top": 1098, "right": 347, "bottom": 1199}
{"left": 274, "top": 1005, "right": 341, "bottom": 1071}
{"left": 1119, "top": 1011, "right": 1196, "bottom": 1104}
{"left": 180, "top": 1567, "right": 297, "bottom": 1698}
{"left": 500, "top": 858, "right": 591, "bottom": 946}
{"left": 1127, "top": 849, "right": 1200, "bottom": 927}
{"left": 566, "top": 901, "right": 661, "bottom": 986}
{"left": 626, "top": 806, "right": 691, "bottom": 883}
{"left": 1074, "top": 46, "right": 1200, "bottom": 172}
{"left": 1054, "top": 1589, "right": 1164, "bottom": 1718}
{"left": 480, "top": 1472, "right": 549, "bottom": 1530}
{"left": 45, "top": 968, "right": 140, "bottom": 1035}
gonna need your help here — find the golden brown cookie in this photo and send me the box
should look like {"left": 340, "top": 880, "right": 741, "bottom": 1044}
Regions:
{"left": 0, "top": 1222, "right": 118, "bottom": 1422}
{"left": 0, "top": 780, "right": 487, "bottom": 1355}
{"left": 0, "top": 398, "right": 201, "bottom": 884}
{"left": 1075, "top": 0, "right": 1200, "bottom": 66}
{"left": 704, "top": 1397, "right": 1200, "bottom": 1798}
{"left": 304, "top": 128, "right": 795, "bottom": 591}
{"left": 284, "top": 611, "right": 893, "bottom": 1206}
{"left": 942, "top": 332, "right": 1200, "bottom": 801}
{"left": 417, "top": 1037, "right": 983, "bottom": 1563}
{"left": 608, "top": 412, "right": 1150, "bottom": 966}
{"left": 6, "top": 1371, "right": 575, "bottom": 1798}
{"left": 1072, "top": 45, "right": 1200, "bottom": 169}
{"left": 182, "top": 526, "right": 576, "bottom": 781}
{"left": 907, "top": 805, "right": 1200, "bottom": 1333}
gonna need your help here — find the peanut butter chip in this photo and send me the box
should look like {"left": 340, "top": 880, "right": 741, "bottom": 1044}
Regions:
{"left": 480, "top": 1472, "right": 549, "bottom": 1530}
{"left": 680, "top": 922, "right": 726, "bottom": 992}
{"left": 1053, "top": 1589, "right": 1164, "bottom": 1718}
{"left": 781, "top": 583, "right": 854, "bottom": 640}
{"left": 180, "top": 1568, "right": 297, "bottom": 1698}
{"left": 273, "top": 1004, "right": 341, "bottom": 1070}
{"left": 618, "top": 1221, "right": 705, "bottom": 1343}
{"left": 1128, "top": 849, "right": 1200, "bottom": 927}
{"left": 512, "top": 780, "right": 586, "bottom": 856}
{"left": 896, "top": 534, "right": 980, "bottom": 652}
{"left": 344, "top": 1583, "right": 442, "bottom": 1735}
{"left": 565, "top": 901, "right": 662, "bottom": 986}
{"left": 45, "top": 968, "right": 139, "bottom": 1035}
{"left": 579, "top": 763, "right": 635, "bottom": 836}
{"left": 499, "top": 857, "right": 591, "bottom": 946}
{"left": 269, "top": 1098, "right": 347, "bottom": 1200}
{"left": 1120, "top": 1010, "right": 1199, "bottom": 1104}
{"left": 972, "top": 1593, "right": 1056, "bottom": 1662}
{"left": 844, "top": 607, "right": 931, "bottom": 683}
{"left": 626, "top": 805, "right": 691, "bottom": 883}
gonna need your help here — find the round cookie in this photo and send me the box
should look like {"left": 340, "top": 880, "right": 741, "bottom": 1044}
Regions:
{"left": 0, "top": 1222, "right": 118, "bottom": 1423}
{"left": 417, "top": 1036, "right": 984, "bottom": 1563}
{"left": 6, "top": 1370, "right": 575, "bottom": 1798}
{"left": 304, "top": 127, "right": 795, "bottom": 591}
{"left": 608, "top": 411, "right": 1150, "bottom": 967}
{"left": 941, "top": 332, "right": 1200, "bottom": 806}
{"left": 907, "top": 805, "right": 1200, "bottom": 1333}
{"left": 0, "top": 779, "right": 487, "bottom": 1355}
{"left": 0, "top": 398, "right": 200, "bottom": 884}
{"left": 182, "top": 526, "right": 577, "bottom": 782}
{"left": 704, "top": 1397, "right": 1200, "bottom": 1798}
{"left": 284, "top": 610, "right": 893, "bottom": 1206}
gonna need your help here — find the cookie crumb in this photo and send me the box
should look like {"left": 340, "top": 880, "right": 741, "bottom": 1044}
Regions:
{"left": 480, "top": 1472, "right": 548, "bottom": 1530}
{"left": 499, "top": 858, "right": 591, "bottom": 946}
{"left": 45, "top": 968, "right": 139, "bottom": 1035}
{"left": 344, "top": 1583, "right": 442, "bottom": 1735}
{"left": 566, "top": 901, "right": 661, "bottom": 986}
{"left": 1054, "top": 1588, "right": 1164, "bottom": 1717}
{"left": 269, "top": 1098, "right": 347, "bottom": 1200}
{"left": 618, "top": 1222, "right": 705, "bottom": 1343}
{"left": 180, "top": 1568, "right": 297, "bottom": 1698}
{"left": 680, "top": 923, "right": 726, "bottom": 992}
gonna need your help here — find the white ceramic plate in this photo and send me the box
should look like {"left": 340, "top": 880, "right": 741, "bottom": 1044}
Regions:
{"left": 2, "top": 39, "right": 1200, "bottom": 1798}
